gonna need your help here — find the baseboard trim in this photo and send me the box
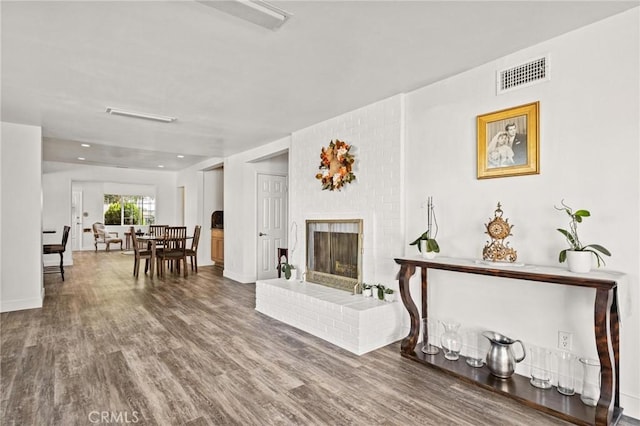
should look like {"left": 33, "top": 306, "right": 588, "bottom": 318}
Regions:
{"left": 1, "top": 296, "right": 43, "bottom": 313}
{"left": 222, "top": 270, "right": 254, "bottom": 284}
{"left": 621, "top": 392, "right": 640, "bottom": 421}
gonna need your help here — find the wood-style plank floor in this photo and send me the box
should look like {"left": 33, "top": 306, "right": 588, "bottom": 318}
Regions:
{"left": 1, "top": 251, "right": 637, "bottom": 425}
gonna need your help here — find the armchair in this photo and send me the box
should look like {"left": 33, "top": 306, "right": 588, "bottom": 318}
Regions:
{"left": 92, "top": 222, "right": 123, "bottom": 251}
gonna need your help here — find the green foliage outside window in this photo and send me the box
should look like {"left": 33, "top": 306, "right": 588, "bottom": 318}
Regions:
{"left": 104, "top": 194, "right": 155, "bottom": 226}
{"left": 104, "top": 202, "right": 141, "bottom": 225}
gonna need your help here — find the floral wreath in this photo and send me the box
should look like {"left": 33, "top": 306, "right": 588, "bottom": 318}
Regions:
{"left": 315, "top": 139, "right": 356, "bottom": 191}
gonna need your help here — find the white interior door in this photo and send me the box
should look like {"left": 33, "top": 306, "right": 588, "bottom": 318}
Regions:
{"left": 71, "top": 190, "right": 83, "bottom": 250}
{"left": 257, "top": 174, "right": 287, "bottom": 280}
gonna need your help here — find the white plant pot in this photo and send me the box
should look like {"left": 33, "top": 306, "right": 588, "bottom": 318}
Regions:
{"left": 384, "top": 293, "right": 395, "bottom": 302}
{"left": 363, "top": 288, "right": 372, "bottom": 297}
{"left": 566, "top": 251, "right": 592, "bottom": 273}
{"left": 420, "top": 240, "right": 437, "bottom": 259}
{"left": 422, "top": 251, "right": 437, "bottom": 259}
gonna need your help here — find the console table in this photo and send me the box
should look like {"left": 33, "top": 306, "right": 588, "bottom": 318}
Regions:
{"left": 395, "top": 256, "right": 623, "bottom": 426}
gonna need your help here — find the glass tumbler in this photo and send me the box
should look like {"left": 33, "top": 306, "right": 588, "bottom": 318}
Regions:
{"left": 529, "top": 345, "right": 552, "bottom": 389}
{"left": 579, "top": 358, "right": 601, "bottom": 406}
{"left": 421, "top": 317, "right": 440, "bottom": 355}
{"left": 464, "top": 329, "right": 486, "bottom": 367}
{"left": 556, "top": 351, "right": 576, "bottom": 396}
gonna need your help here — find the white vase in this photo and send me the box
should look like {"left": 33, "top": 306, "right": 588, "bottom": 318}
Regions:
{"left": 566, "top": 251, "right": 592, "bottom": 273}
{"left": 384, "top": 292, "right": 395, "bottom": 302}
{"left": 363, "top": 288, "right": 372, "bottom": 297}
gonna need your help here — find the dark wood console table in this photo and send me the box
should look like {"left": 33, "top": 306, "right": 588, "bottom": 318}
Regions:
{"left": 395, "top": 256, "right": 623, "bottom": 426}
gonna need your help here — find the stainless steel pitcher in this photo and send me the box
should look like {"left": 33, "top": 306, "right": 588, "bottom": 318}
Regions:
{"left": 482, "top": 331, "right": 526, "bottom": 379}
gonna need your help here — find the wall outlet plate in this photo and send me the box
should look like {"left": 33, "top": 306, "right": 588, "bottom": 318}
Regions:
{"left": 558, "top": 331, "right": 573, "bottom": 350}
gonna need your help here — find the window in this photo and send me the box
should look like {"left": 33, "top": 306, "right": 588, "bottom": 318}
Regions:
{"left": 104, "top": 194, "right": 156, "bottom": 225}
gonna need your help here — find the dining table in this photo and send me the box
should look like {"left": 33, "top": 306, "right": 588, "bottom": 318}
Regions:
{"left": 136, "top": 234, "right": 192, "bottom": 279}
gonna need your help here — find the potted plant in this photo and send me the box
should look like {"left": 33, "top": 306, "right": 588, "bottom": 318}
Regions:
{"left": 362, "top": 283, "right": 372, "bottom": 297}
{"left": 410, "top": 196, "right": 440, "bottom": 259}
{"left": 281, "top": 262, "right": 296, "bottom": 281}
{"left": 375, "top": 284, "right": 385, "bottom": 300}
{"left": 555, "top": 200, "right": 611, "bottom": 273}
{"left": 384, "top": 288, "right": 395, "bottom": 302}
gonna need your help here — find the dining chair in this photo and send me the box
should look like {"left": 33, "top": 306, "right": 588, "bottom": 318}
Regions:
{"left": 186, "top": 225, "right": 201, "bottom": 272}
{"left": 92, "top": 222, "right": 123, "bottom": 251}
{"left": 129, "top": 226, "right": 153, "bottom": 278}
{"left": 149, "top": 225, "right": 168, "bottom": 250}
{"left": 157, "top": 226, "right": 187, "bottom": 278}
{"left": 43, "top": 225, "right": 71, "bottom": 281}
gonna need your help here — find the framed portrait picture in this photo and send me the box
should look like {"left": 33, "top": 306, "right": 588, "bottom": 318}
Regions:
{"left": 477, "top": 101, "right": 539, "bottom": 179}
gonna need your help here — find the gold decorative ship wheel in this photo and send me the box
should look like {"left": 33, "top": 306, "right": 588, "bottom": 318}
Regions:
{"left": 483, "top": 202, "right": 517, "bottom": 262}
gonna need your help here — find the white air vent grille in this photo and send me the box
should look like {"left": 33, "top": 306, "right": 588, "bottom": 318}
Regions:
{"left": 497, "top": 55, "right": 550, "bottom": 94}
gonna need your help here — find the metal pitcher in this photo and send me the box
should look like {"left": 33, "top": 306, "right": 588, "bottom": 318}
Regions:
{"left": 482, "top": 331, "right": 526, "bottom": 379}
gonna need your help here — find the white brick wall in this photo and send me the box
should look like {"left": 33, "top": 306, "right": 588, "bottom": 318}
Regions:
{"left": 288, "top": 94, "right": 405, "bottom": 287}
{"left": 256, "top": 279, "right": 405, "bottom": 355}
{"left": 274, "top": 94, "right": 408, "bottom": 353}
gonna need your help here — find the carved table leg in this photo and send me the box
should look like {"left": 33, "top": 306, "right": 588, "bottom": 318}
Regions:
{"left": 594, "top": 288, "right": 615, "bottom": 425}
{"left": 399, "top": 263, "right": 418, "bottom": 354}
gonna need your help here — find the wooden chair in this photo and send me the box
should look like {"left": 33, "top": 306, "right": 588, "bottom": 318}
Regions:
{"left": 43, "top": 225, "right": 71, "bottom": 281}
{"left": 149, "top": 225, "right": 167, "bottom": 250}
{"left": 186, "top": 225, "right": 201, "bottom": 272}
{"left": 129, "top": 226, "right": 152, "bottom": 278}
{"left": 92, "top": 222, "right": 123, "bottom": 251}
{"left": 157, "top": 226, "right": 187, "bottom": 278}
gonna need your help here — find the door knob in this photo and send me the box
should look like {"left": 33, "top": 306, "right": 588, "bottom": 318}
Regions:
{"left": 259, "top": 232, "right": 268, "bottom": 236}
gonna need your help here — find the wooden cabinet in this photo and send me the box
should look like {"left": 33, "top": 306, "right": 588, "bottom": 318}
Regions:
{"left": 211, "top": 229, "right": 224, "bottom": 265}
{"left": 395, "top": 256, "right": 623, "bottom": 426}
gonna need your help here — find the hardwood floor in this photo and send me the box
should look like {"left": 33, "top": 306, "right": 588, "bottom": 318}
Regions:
{"left": 1, "top": 251, "right": 637, "bottom": 425}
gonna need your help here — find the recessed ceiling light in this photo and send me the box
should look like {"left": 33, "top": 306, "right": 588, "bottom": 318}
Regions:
{"left": 78, "top": 157, "right": 86, "bottom": 161}
{"left": 177, "top": 155, "right": 185, "bottom": 158}
{"left": 105, "top": 107, "right": 176, "bottom": 123}
{"left": 158, "top": 165, "right": 165, "bottom": 168}
{"left": 81, "top": 143, "right": 91, "bottom": 147}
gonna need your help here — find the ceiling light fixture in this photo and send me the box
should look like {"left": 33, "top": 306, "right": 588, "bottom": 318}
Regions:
{"left": 197, "top": 0, "right": 292, "bottom": 30}
{"left": 177, "top": 155, "right": 185, "bottom": 158}
{"left": 78, "top": 157, "right": 86, "bottom": 161}
{"left": 81, "top": 143, "right": 91, "bottom": 147}
{"left": 105, "top": 107, "right": 176, "bottom": 123}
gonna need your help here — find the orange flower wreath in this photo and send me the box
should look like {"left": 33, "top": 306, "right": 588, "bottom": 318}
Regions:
{"left": 315, "top": 139, "right": 356, "bottom": 191}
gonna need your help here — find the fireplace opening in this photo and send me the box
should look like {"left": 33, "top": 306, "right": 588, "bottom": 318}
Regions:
{"left": 306, "top": 219, "right": 363, "bottom": 292}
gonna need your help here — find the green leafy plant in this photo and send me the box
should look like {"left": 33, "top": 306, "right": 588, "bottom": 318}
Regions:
{"left": 409, "top": 231, "right": 440, "bottom": 254}
{"left": 281, "top": 263, "right": 296, "bottom": 279}
{"left": 384, "top": 288, "right": 394, "bottom": 295}
{"left": 362, "top": 283, "right": 372, "bottom": 290}
{"left": 410, "top": 197, "right": 440, "bottom": 254}
{"left": 555, "top": 200, "right": 611, "bottom": 267}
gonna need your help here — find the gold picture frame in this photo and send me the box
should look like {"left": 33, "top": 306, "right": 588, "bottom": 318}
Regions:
{"left": 477, "top": 101, "right": 539, "bottom": 179}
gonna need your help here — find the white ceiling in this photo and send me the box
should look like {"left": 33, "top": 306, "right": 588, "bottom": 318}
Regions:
{"left": 2, "top": 1, "right": 638, "bottom": 171}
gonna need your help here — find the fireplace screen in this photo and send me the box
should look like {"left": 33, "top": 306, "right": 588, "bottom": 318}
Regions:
{"left": 306, "top": 219, "right": 363, "bottom": 292}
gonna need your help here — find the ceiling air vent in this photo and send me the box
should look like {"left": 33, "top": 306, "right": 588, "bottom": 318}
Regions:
{"left": 497, "top": 55, "right": 550, "bottom": 95}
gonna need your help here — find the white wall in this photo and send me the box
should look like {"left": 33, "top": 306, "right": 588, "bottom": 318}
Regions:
{"left": 404, "top": 9, "right": 639, "bottom": 417}
{"left": 1, "top": 122, "right": 43, "bottom": 312}
{"left": 42, "top": 162, "right": 178, "bottom": 260}
{"left": 222, "top": 138, "right": 289, "bottom": 283}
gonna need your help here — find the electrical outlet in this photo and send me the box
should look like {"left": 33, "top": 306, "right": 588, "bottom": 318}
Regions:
{"left": 558, "top": 331, "right": 573, "bottom": 350}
